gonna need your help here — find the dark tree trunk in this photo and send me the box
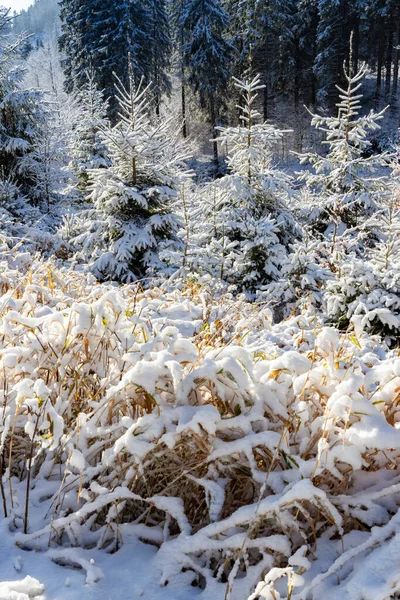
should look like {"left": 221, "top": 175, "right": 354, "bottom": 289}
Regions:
{"left": 385, "top": 18, "right": 394, "bottom": 98}
{"left": 294, "top": 37, "right": 300, "bottom": 107}
{"left": 392, "top": 22, "right": 400, "bottom": 99}
{"left": 263, "top": 34, "right": 269, "bottom": 121}
{"left": 210, "top": 97, "right": 218, "bottom": 168}
{"left": 376, "top": 17, "right": 385, "bottom": 95}
{"left": 181, "top": 73, "right": 187, "bottom": 138}
{"left": 263, "top": 81, "right": 268, "bottom": 121}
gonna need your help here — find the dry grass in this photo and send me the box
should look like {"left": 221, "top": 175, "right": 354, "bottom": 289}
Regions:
{"left": 0, "top": 253, "right": 399, "bottom": 598}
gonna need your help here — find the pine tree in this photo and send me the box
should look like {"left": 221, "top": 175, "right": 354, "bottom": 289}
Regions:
{"left": 69, "top": 74, "right": 110, "bottom": 191}
{"left": 182, "top": 0, "right": 233, "bottom": 164}
{"left": 59, "top": 0, "right": 149, "bottom": 120}
{"left": 191, "top": 75, "right": 296, "bottom": 290}
{"left": 18, "top": 109, "right": 70, "bottom": 211}
{"left": 59, "top": 0, "right": 91, "bottom": 93}
{"left": 293, "top": 0, "right": 319, "bottom": 106}
{"left": 146, "top": 0, "right": 172, "bottom": 117}
{"left": 66, "top": 71, "right": 183, "bottom": 283}
{"left": 297, "top": 52, "right": 391, "bottom": 236}
{"left": 313, "top": 0, "right": 364, "bottom": 105}
{"left": 249, "top": 0, "right": 295, "bottom": 120}
{"left": 0, "top": 8, "right": 47, "bottom": 199}
{"left": 171, "top": 0, "right": 189, "bottom": 136}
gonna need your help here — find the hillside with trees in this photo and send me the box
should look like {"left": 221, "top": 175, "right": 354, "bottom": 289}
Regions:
{"left": 0, "top": 2, "right": 399, "bottom": 599}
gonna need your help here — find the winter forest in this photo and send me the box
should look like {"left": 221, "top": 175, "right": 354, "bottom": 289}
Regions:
{"left": 0, "top": 0, "right": 399, "bottom": 598}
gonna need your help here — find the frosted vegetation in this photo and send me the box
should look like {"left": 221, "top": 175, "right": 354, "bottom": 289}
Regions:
{"left": 1, "top": 2, "right": 400, "bottom": 599}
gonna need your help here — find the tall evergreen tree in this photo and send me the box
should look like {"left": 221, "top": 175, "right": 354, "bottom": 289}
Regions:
{"left": 59, "top": 0, "right": 149, "bottom": 120}
{"left": 171, "top": 0, "right": 189, "bottom": 136}
{"left": 0, "top": 8, "right": 47, "bottom": 200}
{"left": 146, "top": 0, "right": 172, "bottom": 117}
{"left": 251, "top": 0, "right": 295, "bottom": 120}
{"left": 182, "top": 0, "right": 232, "bottom": 164}
{"left": 314, "top": 0, "right": 362, "bottom": 105}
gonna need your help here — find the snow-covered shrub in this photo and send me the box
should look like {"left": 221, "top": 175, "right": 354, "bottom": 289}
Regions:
{"left": 65, "top": 72, "right": 188, "bottom": 283}
{"left": 324, "top": 177, "right": 400, "bottom": 341}
{"left": 325, "top": 254, "right": 400, "bottom": 341}
{"left": 0, "top": 249, "right": 399, "bottom": 600}
{"left": 0, "top": 178, "right": 66, "bottom": 256}
{"left": 266, "top": 233, "right": 333, "bottom": 319}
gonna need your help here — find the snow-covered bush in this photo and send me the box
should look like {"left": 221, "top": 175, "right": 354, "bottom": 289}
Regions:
{"left": 324, "top": 173, "right": 400, "bottom": 341}
{"left": 266, "top": 233, "right": 332, "bottom": 319}
{"left": 0, "top": 248, "right": 399, "bottom": 600}
{"left": 325, "top": 254, "right": 400, "bottom": 340}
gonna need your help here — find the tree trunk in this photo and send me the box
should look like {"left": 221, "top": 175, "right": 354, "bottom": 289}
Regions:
{"left": 210, "top": 97, "right": 218, "bottom": 169}
{"left": 294, "top": 37, "right": 300, "bottom": 107}
{"left": 263, "top": 81, "right": 268, "bottom": 121}
{"left": 181, "top": 67, "right": 187, "bottom": 138}
{"left": 376, "top": 17, "right": 385, "bottom": 96}
{"left": 385, "top": 18, "right": 394, "bottom": 98}
{"left": 180, "top": 7, "right": 187, "bottom": 139}
{"left": 263, "top": 32, "right": 269, "bottom": 120}
{"left": 311, "top": 35, "right": 317, "bottom": 105}
{"left": 392, "top": 22, "right": 400, "bottom": 99}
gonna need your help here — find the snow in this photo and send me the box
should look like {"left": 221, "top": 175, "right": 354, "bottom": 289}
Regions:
{"left": 1, "top": 11, "right": 400, "bottom": 599}
{"left": 0, "top": 249, "right": 398, "bottom": 600}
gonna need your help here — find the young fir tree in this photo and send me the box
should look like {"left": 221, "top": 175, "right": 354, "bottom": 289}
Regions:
{"left": 69, "top": 74, "right": 110, "bottom": 191}
{"left": 297, "top": 52, "right": 390, "bottom": 239}
{"left": 67, "top": 70, "right": 182, "bottom": 283}
{"left": 18, "top": 119, "right": 68, "bottom": 211}
{"left": 0, "top": 8, "right": 46, "bottom": 200}
{"left": 323, "top": 153, "right": 400, "bottom": 340}
{"left": 191, "top": 75, "right": 296, "bottom": 291}
{"left": 182, "top": 0, "right": 232, "bottom": 164}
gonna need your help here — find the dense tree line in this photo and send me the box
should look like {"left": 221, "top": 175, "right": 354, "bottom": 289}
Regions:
{"left": 52, "top": 0, "right": 400, "bottom": 140}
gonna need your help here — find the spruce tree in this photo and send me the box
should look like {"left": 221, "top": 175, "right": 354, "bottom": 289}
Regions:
{"left": 297, "top": 54, "right": 391, "bottom": 236}
{"left": 0, "top": 8, "right": 46, "bottom": 199}
{"left": 69, "top": 74, "right": 110, "bottom": 191}
{"left": 171, "top": 0, "right": 189, "bottom": 137}
{"left": 146, "top": 0, "right": 172, "bottom": 117}
{"left": 59, "top": 0, "right": 92, "bottom": 93}
{"left": 66, "top": 71, "right": 182, "bottom": 283}
{"left": 192, "top": 75, "right": 296, "bottom": 290}
{"left": 59, "top": 0, "right": 149, "bottom": 120}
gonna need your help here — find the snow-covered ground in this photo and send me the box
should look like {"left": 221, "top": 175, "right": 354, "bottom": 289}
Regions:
{"left": 0, "top": 248, "right": 399, "bottom": 600}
